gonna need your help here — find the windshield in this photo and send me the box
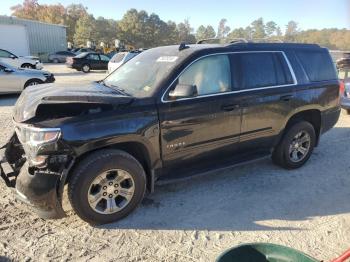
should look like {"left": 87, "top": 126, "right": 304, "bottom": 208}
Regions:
{"left": 103, "top": 50, "right": 179, "bottom": 98}
{"left": 75, "top": 52, "right": 89, "bottom": 58}
{"left": 111, "top": 53, "right": 126, "bottom": 63}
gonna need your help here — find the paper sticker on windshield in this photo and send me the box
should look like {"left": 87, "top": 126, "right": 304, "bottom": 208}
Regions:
{"left": 157, "top": 56, "right": 178, "bottom": 63}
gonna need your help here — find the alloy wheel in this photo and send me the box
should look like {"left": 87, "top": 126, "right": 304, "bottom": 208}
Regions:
{"left": 87, "top": 169, "right": 135, "bottom": 215}
{"left": 288, "top": 130, "right": 311, "bottom": 163}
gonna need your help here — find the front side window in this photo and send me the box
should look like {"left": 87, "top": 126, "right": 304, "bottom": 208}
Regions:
{"left": 177, "top": 55, "right": 231, "bottom": 96}
{"left": 88, "top": 54, "right": 100, "bottom": 61}
{"left": 237, "top": 52, "right": 294, "bottom": 90}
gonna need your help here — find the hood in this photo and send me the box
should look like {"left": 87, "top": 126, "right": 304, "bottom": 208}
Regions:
{"left": 16, "top": 67, "right": 51, "bottom": 75}
{"left": 13, "top": 82, "right": 133, "bottom": 123}
{"left": 20, "top": 55, "right": 39, "bottom": 60}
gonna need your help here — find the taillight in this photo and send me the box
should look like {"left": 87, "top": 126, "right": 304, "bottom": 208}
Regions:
{"left": 340, "top": 80, "right": 345, "bottom": 96}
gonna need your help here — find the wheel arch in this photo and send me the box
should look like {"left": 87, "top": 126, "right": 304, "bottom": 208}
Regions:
{"left": 281, "top": 109, "right": 321, "bottom": 146}
{"left": 21, "top": 63, "right": 34, "bottom": 68}
{"left": 24, "top": 78, "right": 44, "bottom": 88}
{"left": 67, "top": 141, "right": 157, "bottom": 193}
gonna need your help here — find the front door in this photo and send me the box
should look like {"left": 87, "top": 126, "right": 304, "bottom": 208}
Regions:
{"left": 87, "top": 54, "right": 101, "bottom": 70}
{"left": 158, "top": 54, "right": 242, "bottom": 174}
{"left": 233, "top": 51, "right": 296, "bottom": 152}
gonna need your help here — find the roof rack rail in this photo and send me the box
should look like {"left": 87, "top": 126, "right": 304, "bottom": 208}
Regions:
{"left": 196, "top": 38, "right": 248, "bottom": 44}
{"left": 249, "top": 38, "right": 284, "bottom": 43}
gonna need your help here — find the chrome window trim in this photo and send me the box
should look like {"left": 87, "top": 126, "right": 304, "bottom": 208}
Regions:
{"left": 161, "top": 51, "right": 298, "bottom": 103}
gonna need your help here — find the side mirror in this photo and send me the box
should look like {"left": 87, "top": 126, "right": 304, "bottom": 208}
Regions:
{"left": 9, "top": 54, "right": 17, "bottom": 59}
{"left": 4, "top": 68, "right": 14, "bottom": 73}
{"left": 169, "top": 84, "right": 198, "bottom": 99}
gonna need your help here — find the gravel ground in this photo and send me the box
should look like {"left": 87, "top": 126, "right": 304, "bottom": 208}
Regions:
{"left": 0, "top": 65, "right": 350, "bottom": 262}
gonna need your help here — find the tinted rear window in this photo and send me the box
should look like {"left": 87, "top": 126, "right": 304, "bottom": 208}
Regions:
{"left": 295, "top": 50, "right": 337, "bottom": 82}
{"left": 236, "top": 52, "right": 294, "bottom": 90}
{"left": 111, "top": 53, "right": 126, "bottom": 63}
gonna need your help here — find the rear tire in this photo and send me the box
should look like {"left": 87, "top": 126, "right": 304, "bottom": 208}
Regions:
{"left": 53, "top": 58, "right": 59, "bottom": 63}
{"left": 21, "top": 63, "right": 35, "bottom": 69}
{"left": 68, "top": 150, "right": 146, "bottom": 225}
{"left": 82, "top": 64, "right": 90, "bottom": 73}
{"left": 272, "top": 121, "right": 316, "bottom": 169}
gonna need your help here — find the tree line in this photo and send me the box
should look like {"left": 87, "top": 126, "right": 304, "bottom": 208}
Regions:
{"left": 11, "top": 0, "right": 350, "bottom": 50}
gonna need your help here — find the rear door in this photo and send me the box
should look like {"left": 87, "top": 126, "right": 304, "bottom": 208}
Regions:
{"left": 99, "top": 54, "right": 110, "bottom": 70}
{"left": 158, "top": 54, "right": 242, "bottom": 173}
{"left": 234, "top": 51, "right": 296, "bottom": 152}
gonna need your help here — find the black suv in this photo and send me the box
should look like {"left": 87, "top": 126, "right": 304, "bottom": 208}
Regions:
{"left": 0, "top": 42, "right": 340, "bottom": 224}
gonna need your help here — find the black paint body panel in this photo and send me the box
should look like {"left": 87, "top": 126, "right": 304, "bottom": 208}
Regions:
{"left": 1, "top": 43, "right": 341, "bottom": 218}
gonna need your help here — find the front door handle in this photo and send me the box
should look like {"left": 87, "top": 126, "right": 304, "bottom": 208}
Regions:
{"left": 221, "top": 104, "right": 239, "bottom": 111}
{"left": 280, "top": 94, "right": 294, "bottom": 101}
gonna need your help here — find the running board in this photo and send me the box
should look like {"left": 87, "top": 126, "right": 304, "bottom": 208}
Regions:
{"left": 156, "top": 153, "right": 270, "bottom": 186}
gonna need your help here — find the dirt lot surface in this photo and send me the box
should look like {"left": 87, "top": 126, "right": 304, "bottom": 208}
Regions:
{"left": 0, "top": 64, "right": 350, "bottom": 262}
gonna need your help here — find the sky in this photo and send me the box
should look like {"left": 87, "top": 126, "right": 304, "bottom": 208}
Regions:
{"left": 0, "top": 0, "right": 349, "bottom": 31}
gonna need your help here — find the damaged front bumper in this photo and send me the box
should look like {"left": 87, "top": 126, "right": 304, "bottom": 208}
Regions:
{"left": 0, "top": 135, "right": 73, "bottom": 219}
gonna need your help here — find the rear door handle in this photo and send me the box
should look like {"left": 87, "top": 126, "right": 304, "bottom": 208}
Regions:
{"left": 221, "top": 104, "right": 239, "bottom": 111}
{"left": 280, "top": 94, "right": 294, "bottom": 101}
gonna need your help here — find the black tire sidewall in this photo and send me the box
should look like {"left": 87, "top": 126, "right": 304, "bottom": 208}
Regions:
{"left": 69, "top": 151, "right": 146, "bottom": 225}
{"left": 280, "top": 121, "right": 316, "bottom": 169}
{"left": 82, "top": 64, "right": 90, "bottom": 73}
{"left": 24, "top": 79, "right": 43, "bottom": 88}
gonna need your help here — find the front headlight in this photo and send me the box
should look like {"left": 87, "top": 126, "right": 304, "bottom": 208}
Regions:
{"left": 15, "top": 125, "right": 60, "bottom": 147}
{"left": 15, "top": 124, "right": 61, "bottom": 166}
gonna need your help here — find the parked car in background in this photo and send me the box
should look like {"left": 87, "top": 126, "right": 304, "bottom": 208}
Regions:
{"left": 74, "top": 48, "right": 94, "bottom": 55}
{"left": 0, "top": 49, "right": 43, "bottom": 69}
{"left": 48, "top": 51, "right": 75, "bottom": 63}
{"left": 0, "top": 42, "right": 340, "bottom": 225}
{"left": 337, "top": 56, "right": 350, "bottom": 114}
{"left": 0, "top": 62, "right": 54, "bottom": 94}
{"left": 66, "top": 52, "right": 110, "bottom": 73}
{"left": 108, "top": 50, "right": 141, "bottom": 73}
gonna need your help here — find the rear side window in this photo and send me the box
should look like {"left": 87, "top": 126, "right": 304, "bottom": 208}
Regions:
{"left": 236, "top": 52, "right": 294, "bottom": 90}
{"left": 295, "top": 50, "right": 337, "bottom": 82}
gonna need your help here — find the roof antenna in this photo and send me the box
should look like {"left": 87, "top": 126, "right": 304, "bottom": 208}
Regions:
{"left": 179, "top": 42, "right": 190, "bottom": 51}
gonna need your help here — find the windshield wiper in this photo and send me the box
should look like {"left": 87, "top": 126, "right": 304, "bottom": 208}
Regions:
{"left": 101, "top": 81, "right": 131, "bottom": 96}
{"left": 109, "top": 84, "right": 131, "bottom": 96}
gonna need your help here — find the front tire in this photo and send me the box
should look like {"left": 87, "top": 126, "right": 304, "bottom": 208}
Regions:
{"left": 24, "top": 79, "right": 43, "bottom": 88}
{"left": 68, "top": 150, "right": 146, "bottom": 225}
{"left": 272, "top": 121, "right": 316, "bottom": 169}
